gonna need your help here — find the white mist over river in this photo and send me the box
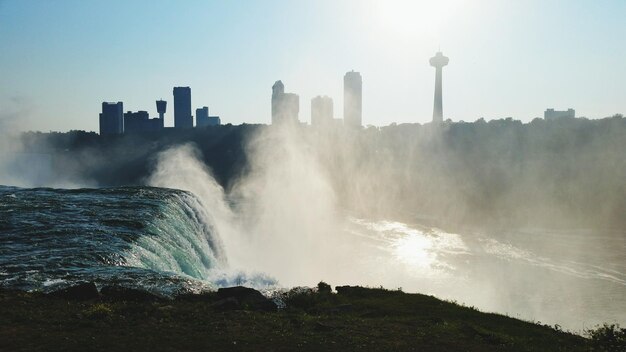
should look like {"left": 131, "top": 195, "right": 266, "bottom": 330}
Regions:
{"left": 146, "top": 124, "right": 626, "bottom": 332}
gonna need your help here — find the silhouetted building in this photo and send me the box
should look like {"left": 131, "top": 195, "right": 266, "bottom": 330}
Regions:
{"left": 545, "top": 108, "right": 575, "bottom": 120}
{"left": 99, "top": 102, "right": 124, "bottom": 135}
{"left": 430, "top": 52, "right": 449, "bottom": 123}
{"left": 344, "top": 71, "right": 362, "bottom": 128}
{"left": 156, "top": 100, "right": 167, "bottom": 120}
{"left": 173, "top": 87, "right": 193, "bottom": 128}
{"left": 311, "top": 95, "right": 334, "bottom": 127}
{"left": 124, "top": 110, "right": 163, "bottom": 133}
{"left": 271, "top": 80, "right": 299, "bottom": 124}
{"left": 196, "top": 106, "right": 221, "bottom": 127}
{"left": 208, "top": 116, "right": 221, "bottom": 126}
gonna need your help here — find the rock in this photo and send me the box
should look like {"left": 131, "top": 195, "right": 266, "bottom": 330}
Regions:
{"left": 335, "top": 285, "right": 364, "bottom": 296}
{"left": 100, "top": 285, "right": 162, "bottom": 302}
{"left": 175, "top": 292, "right": 218, "bottom": 302}
{"left": 335, "top": 285, "right": 401, "bottom": 297}
{"left": 48, "top": 282, "right": 99, "bottom": 301}
{"left": 217, "top": 286, "right": 264, "bottom": 300}
{"left": 217, "top": 286, "right": 277, "bottom": 312}
{"left": 211, "top": 297, "right": 240, "bottom": 311}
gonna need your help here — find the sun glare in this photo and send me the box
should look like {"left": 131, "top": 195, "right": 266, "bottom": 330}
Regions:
{"left": 393, "top": 233, "right": 435, "bottom": 268}
{"left": 374, "top": 0, "right": 466, "bottom": 39}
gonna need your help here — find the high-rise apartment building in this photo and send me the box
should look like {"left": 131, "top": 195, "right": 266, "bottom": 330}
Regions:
{"left": 344, "top": 71, "right": 362, "bottom": 128}
{"left": 271, "top": 80, "right": 299, "bottom": 124}
{"left": 173, "top": 87, "right": 193, "bottom": 128}
{"left": 311, "top": 95, "right": 334, "bottom": 127}
{"left": 99, "top": 102, "right": 124, "bottom": 135}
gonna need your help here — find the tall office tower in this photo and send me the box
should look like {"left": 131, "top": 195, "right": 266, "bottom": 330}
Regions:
{"left": 344, "top": 71, "right": 362, "bottom": 128}
{"left": 271, "top": 80, "right": 299, "bottom": 124}
{"left": 311, "top": 95, "right": 334, "bottom": 127}
{"left": 99, "top": 102, "right": 124, "bottom": 135}
{"left": 429, "top": 51, "right": 449, "bottom": 123}
{"left": 173, "top": 86, "right": 193, "bottom": 128}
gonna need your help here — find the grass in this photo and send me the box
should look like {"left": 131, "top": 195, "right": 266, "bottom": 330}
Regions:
{"left": 0, "top": 285, "right": 600, "bottom": 351}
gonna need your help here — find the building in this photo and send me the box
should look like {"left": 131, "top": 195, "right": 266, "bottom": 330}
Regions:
{"left": 545, "top": 108, "right": 575, "bottom": 120}
{"left": 311, "top": 95, "right": 334, "bottom": 128}
{"left": 430, "top": 51, "right": 449, "bottom": 124}
{"left": 207, "top": 116, "right": 221, "bottom": 126}
{"left": 173, "top": 87, "right": 193, "bottom": 128}
{"left": 99, "top": 102, "right": 124, "bottom": 135}
{"left": 271, "top": 80, "right": 299, "bottom": 124}
{"left": 123, "top": 110, "right": 163, "bottom": 133}
{"left": 156, "top": 100, "right": 167, "bottom": 120}
{"left": 196, "top": 106, "right": 221, "bottom": 127}
{"left": 344, "top": 71, "right": 362, "bottom": 128}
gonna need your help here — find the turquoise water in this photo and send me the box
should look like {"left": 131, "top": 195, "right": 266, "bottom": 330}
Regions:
{"left": 0, "top": 186, "right": 241, "bottom": 296}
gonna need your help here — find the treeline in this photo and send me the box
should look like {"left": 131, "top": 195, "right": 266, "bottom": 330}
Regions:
{"left": 19, "top": 124, "right": 256, "bottom": 187}
{"left": 17, "top": 115, "right": 626, "bottom": 229}
{"left": 327, "top": 115, "right": 626, "bottom": 229}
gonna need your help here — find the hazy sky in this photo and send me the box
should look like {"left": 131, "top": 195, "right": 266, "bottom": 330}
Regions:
{"left": 1, "top": 0, "right": 625, "bottom": 131}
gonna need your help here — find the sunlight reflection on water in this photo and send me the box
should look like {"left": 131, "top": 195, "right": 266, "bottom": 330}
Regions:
{"left": 344, "top": 218, "right": 626, "bottom": 331}
{"left": 351, "top": 219, "right": 469, "bottom": 276}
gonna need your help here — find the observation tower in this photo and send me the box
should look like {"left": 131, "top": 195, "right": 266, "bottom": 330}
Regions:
{"left": 429, "top": 52, "right": 449, "bottom": 123}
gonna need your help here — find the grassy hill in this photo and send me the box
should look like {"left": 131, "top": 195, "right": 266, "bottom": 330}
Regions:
{"left": 0, "top": 284, "right": 611, "bottom": 351}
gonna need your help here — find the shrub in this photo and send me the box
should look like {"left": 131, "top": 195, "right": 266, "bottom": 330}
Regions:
{"left": 282, "top": 287, "right": 316, "bottom": 310}
{"left": 82, "top": 303, "right": 114, "bottom": 320}
{"left": 317, "top": 281, "right": 331, "bottom": 295}
{"left": 587, "top": 323, "right": 626, "bottom": 352}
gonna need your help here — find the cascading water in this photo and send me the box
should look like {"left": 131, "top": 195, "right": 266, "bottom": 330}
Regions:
{"left": 124, "top": 192, "right": 225, "bottom": 280}
{"left": 0, "top": 186, "right": 231, "bottom": 295}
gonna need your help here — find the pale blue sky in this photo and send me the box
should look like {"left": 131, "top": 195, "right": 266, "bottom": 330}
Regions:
{"left": 1, "top": 0, "right": 625, "bottom": 132}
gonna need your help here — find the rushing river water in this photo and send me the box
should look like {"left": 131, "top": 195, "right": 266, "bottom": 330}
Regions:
{"left": 0, "top": 185, "right": 623, "bottom": 332}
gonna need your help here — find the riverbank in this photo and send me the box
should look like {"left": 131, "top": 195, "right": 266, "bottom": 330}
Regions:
{"left": 0, "top": 283, "right": 609, "bottom": 351}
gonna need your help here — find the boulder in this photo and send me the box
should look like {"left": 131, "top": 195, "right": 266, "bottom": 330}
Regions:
{"left": 48, "top": 282, "right": 99, "bottom": 301}
{"left": 176, "top": 292, "right": 218, "bottom": 302}
{"left": 100, "top": 285, "right": 162, "bottom": 302}
{"left": 217, "top": 286, "right": 277, "bottom": 312}
{"left": 211, "top": 297, "right": 240, "bottom": 311}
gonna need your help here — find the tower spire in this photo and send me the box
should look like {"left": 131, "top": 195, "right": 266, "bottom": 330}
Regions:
{"left": 429, "top": 51, "right": 449, "bottom": 123}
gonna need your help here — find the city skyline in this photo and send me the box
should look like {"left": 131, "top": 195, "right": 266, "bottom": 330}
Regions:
{"left": 1, "top": 0, "right": 625, "bottom": 132}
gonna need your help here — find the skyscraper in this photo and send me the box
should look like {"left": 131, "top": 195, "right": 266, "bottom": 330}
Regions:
{"left": 430, "top": 52, "right": 449, "bottom": 123}
{"left": 271, "top": 80, "right": 299, "bottom": 125}
{"left": 344, "top": 70, "right": 362, "bottom": 129}
{"left": 173, "top": 87, "right": 193, "bottom": 128}
{"left": 311, "top": 95, "right": 334, "bottom": 128}
{"left": 99, "top": 102, "right": 124, "bottom": 135}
